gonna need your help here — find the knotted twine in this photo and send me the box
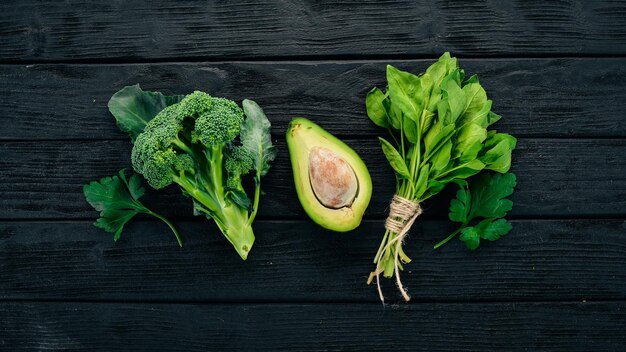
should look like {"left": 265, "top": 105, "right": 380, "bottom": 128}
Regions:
{"left": 373, "top": 194, "right": 422, "bottom": 303}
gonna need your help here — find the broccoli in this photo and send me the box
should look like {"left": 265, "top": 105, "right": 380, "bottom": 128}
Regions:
{"left": 131, "top": 91, "right": 276, "bottom": 259}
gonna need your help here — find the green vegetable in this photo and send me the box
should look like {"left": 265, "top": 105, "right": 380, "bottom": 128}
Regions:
{"left": 286, "top": 117, "right": 372, "bottom": 232}
{"left": 365, "top": 53, "right": 517, "bottom": 301}
{"left": 435, "top": 172, "right": 516, "bottom": 250}
{"left": 108, "top": 84, "right": 184, "bottom": 141}
{"left": 83, "top": 169, "right": 181, "bottom": 246}
{"left": 128, "top": 90, "right": 276, "bottom": 260}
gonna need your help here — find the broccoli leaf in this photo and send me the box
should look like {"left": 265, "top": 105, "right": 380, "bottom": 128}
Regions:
{"left": 241, "top": 99, "right": 277, "bottom": 179}
{"left": 108, "top": 84, "right": 184, "bottom": 141}
{"left": 226, "top": 188, "right": 253, "bottom": 212}
{"left": 83, "top": 169, "right": 182, "bottom": 246}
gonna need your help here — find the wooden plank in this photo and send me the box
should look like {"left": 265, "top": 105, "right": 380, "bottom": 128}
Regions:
{"left": 1, "top": 59, "right": 625, "bottom": 140}
{"left": 2, "top": 1, "right": 626, "bottom": 61}
{"left": 1, "top": 219, "right": 624, "bottom": 302}
{"left": 0, "top": 139, "right": 624, "bottom": 219}
{"left": 1, "top": 301, "right": 624, "bottom": 351}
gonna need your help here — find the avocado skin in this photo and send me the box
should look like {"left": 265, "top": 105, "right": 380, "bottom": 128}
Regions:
{"left": 286, "top": 117, "right": 372, "bottom": 232}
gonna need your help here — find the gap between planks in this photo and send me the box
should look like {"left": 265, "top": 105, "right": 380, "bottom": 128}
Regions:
{"left": 1, "top": 53, "right": 626, "bottom": 66}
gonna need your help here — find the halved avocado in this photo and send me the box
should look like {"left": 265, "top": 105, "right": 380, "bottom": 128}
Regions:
{"left": 286, "top": 117, "right": 372, "bottom": 232}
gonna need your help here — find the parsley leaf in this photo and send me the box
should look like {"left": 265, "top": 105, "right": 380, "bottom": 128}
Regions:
{"left": 468, "top": 172, "right": 516, "bottom": 220}
{"left": 83, "top": 169, "right": 182, "bottom": 246}
{"left": 435, "top": 172, "right": 516, "bottom": 251}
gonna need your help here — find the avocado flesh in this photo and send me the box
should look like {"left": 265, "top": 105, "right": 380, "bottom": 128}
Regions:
{"left": 286, "top": 117, "right": 372, "bottom": 232}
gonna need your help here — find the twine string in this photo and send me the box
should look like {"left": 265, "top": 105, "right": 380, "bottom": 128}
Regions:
{"left": 373, "top": 194, "right": 422, "bottom": 303}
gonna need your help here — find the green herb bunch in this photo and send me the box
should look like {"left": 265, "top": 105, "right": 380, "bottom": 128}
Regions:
{"left": 365, "top": 53, "right": 517, "bottom": 302}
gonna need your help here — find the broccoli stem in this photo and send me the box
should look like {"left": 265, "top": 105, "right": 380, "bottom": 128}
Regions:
{"left": 174, "top": 145, "right": 255, "bottom": 260}
{"left": 247, "top": 176, "right": 262, "bottom": 226}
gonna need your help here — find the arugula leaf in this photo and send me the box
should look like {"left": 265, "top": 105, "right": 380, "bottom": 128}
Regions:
{"left": 386, "top": 65, "right": 423, "bottom": 123}
{"left": 366, "top": 87, "right": 389, "bottom": 128}
{"left": 83, "top": 169, "right": 182, "bottom": 246}
{"left": 480, "top": 131, "right": 517, "bottom": 173}
{"left": 435, "top": 172, "right": 516, "bottom": 250}
{"left": 108, "top": 84, "right": 184, "bottom": 141}
{"left": 379, "top": 137, "right": 410, "bottom": 179}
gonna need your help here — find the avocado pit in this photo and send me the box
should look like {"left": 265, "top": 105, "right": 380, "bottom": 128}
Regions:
{"left": 308, "top": 146, "right": 359, "bottom": 209}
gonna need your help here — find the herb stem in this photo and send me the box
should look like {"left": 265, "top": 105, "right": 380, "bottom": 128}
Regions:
{"left": 147, "top": 210, "right": 183, "bottom": 247}
{"left": 433, "top": 225, "right": 465, "bottom": 249}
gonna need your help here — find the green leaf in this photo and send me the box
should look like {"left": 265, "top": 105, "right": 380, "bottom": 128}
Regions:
{"left": 480, "top": 132, "right": 517, "bottom": 173}
{"left": 403, "top": 114, "right": 418, "bottom": 143}
{"left": 83, "top": 169, "right": 146, "bottom": 217}
{"left": 459, "top": 227, "right": 480, "bottom": 250}
{"left": 453, "top": 123, "right": 488, "bottom": 162}
{"left": 227, "top": 188, "right": 253, "bottom": 212}
{"left": 414, "top": 164, "right": 430, "bottom": 198}
{"left": 241, "top": 99, "right": 277, "bottom": 178}
{"left": 449, "top": 181, "right": 470, "bottom": 223}
{"left": 487, "top": 111, "right": 502, "bottom": 126}
{"left": 458, "top": 83, "right": 490, "bottom": 127}
{"left": 476, "top": 218, "right": 512, "bottom": 241}
{"left": 83, "top": 169, "right": 181, "bottom": 245}
{"left": 122, "top": 171, "right": 145, "bottom": 200}
{"left": 424, "top": 122, "right": 455, "bottom": 157}
{"left": 438, "top": 173, "right": 516, "bottom": 250}
{"left": 426, "top": 52, "right": 458, "bottom": 86}
{"left": 431, "top": 140, "right": 452, "bottom": 172}
{"left": 441, "top": 72, "right": 466, "bottom": 122}
{"left": 425, "top": 179, "right": 447, "bottom": 197}
{"left": 379, "top": 137, "right": 410, "bottom": 179}
{"left": 468, "top": 172, "right": 517, "bottom": 220}
{"left": 438, "top": 159, "right": 485, "bottom": 183}
{"left": 382, "top": 97, "right": 402, "bottom": 130}
{"left": 386, "top": 65, "right": 423, "bottom": 123}
{"left": 421, "top": 109, "right": 436, "bottom": 134}
{"left": 108, "top": 84, "right": 185, "bottom": 141}
{"left": 366, "top": 87, "right": 389, "bottom": 128}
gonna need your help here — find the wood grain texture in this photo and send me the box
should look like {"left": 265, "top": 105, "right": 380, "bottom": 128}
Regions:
{"left": 1, "top": 219, "right": 624, "bottom": 302}
{"left": 2, "top": 1, "right": 626, "bottom": 61}
{"left": 1, "top": 301, "right": 624, "bottom": 351}
{"left": 2, "top": 58, "right": 625, "bottom": 140}
{"left": 0, "top": 139, "right": 624, "bottom": 220}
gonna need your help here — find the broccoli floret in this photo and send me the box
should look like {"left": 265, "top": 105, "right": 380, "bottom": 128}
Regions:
{"left": 130, "top": 91, "right": 262, "bottom": 260}
{"left": 225, "top": 146, "right": 254, "bottom": 189}
{"left": 194, "top": 98, "right": 244, "bottom": 146}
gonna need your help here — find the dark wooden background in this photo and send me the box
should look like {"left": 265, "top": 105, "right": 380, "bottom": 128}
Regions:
{"left": 1, "top": 1, "right": 625, "bottom": 351}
